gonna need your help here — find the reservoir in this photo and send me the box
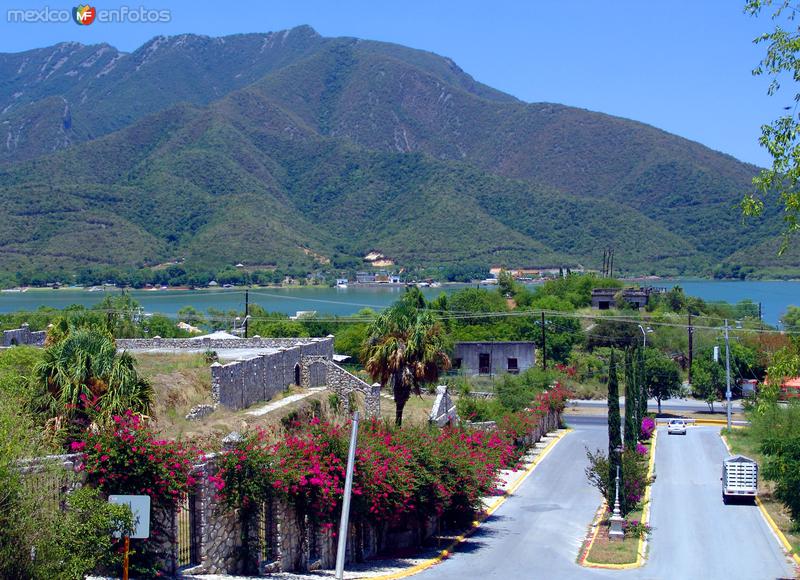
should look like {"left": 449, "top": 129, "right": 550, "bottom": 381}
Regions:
{"left": 0, "top": 279, "right": 797, "bottom": 327}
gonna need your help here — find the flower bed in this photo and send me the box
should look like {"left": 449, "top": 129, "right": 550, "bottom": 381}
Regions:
{"left": 580, "top": 427, "right": 657, "bottom": 568}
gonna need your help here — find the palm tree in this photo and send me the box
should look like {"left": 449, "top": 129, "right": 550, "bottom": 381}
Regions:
{"left": 361, "top": 298, "right": 450, "bottom": 426}
{"left": 35, "top": 329, "right": 153, "bottom": 434}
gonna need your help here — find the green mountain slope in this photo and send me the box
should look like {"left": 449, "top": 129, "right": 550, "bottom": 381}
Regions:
{"left": 0, "top": 26, "right": 795, "bottom": 278}
{"left": 0, "top": 89, "right": 702, "bottom": 276}
{"left": 251, "top": 41, "right": 779, "bottom": 264}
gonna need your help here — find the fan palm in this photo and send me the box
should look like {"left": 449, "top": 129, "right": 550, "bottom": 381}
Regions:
{"left": 362, "top": 299, "right": 450, "bottom": 426}
{"left": 35, "top": 329, "right": 152, "bottom": 431}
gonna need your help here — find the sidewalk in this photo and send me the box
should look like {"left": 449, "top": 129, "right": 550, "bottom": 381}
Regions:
{"left": 246, "top": 387, "right": 325, "bottom": 417}
{"left": 185, "top": 429, "right": 570, "bottom": 580}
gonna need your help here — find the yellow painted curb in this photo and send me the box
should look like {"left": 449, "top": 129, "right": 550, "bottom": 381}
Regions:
{"left": 756, "top": 497, "right": 800, "bottom": 566}
{"left": 720, "top": 433, "right": 800, "bottom": 566}
{"left": 358, "top": 428, "right": 573, "bottom": 580}
{"left": 692, "top": 419, "right": 745, "bottom": 427}
{"left": 580, "top": 429, "right": 659, "bottom": 570}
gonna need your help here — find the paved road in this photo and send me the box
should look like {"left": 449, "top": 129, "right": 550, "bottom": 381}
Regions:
{"left": 645, "top": 425, "right": 793, "bottom": 580}
{"left": 416, "top": 416, "right": 795, "bottom": 580}
{"left": 570, "top": 397, "right": 744, "bottom": 414}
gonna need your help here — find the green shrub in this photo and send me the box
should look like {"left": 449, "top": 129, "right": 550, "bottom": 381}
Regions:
{"left": 32, "top": 487, "right": 133, "bottom": 580}
{"left": 753, "top": 402, "right": 800, "bottom": 528}
{"left": 494, "top": 368, "right": 553, "bottom": 412}
{"left": 455, "top": 396, "right": 504, "bottom": 422}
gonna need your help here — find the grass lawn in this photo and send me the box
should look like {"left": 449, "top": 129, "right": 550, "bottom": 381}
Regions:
{"left": 584, "top": 508, "right": 644, "bottom": 565}
{"left": 725, "top": 428, "right": 800, "bottom": 557}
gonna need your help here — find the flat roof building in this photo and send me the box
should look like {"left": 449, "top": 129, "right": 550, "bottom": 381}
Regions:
{"left": 453, "top": 341, "right": 536, "bottom": 376}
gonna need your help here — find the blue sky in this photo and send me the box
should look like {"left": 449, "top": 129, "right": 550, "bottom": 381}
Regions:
{"left": 0, "top": 1, "right": 785, "bottom": 166}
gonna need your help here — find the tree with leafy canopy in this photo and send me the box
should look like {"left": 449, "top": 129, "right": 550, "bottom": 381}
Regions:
{"left": 781, "top": 305, "right": 800, "bottom": 332}
{"left": 497, "top": 269, "right": 519, "bottom": 297}
{"left": 361, "top": 293, "right": 450, "bottom": 426}
{"left": 743, "top": 0, "right": 800, "bottom": 248}
{"left": 34, "top": 329, "right": 153, "bottom": 439}
{"left": 644, "top": 348, "right": 682, "bottom": 414}
{"left": 691, "top": 354, "right": 726, "bottom": 412}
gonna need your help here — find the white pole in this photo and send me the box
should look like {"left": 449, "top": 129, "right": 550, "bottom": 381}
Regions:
{"left": 724, "top": 320, "right": 732, "bottom": 431}
{"left": 335, "top": 411, "right": 360, "bottom": 580}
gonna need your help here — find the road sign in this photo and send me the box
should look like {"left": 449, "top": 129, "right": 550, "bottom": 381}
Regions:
{"left": 109, "top": 495, "right": 151, "bottom": 539}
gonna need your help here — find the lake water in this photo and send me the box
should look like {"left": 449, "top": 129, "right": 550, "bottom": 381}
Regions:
{"left": 0, "top": 279, "right": 797, "bottom": 326}
{"left": 659, "top": 279, "right": 799, "bottom": 327}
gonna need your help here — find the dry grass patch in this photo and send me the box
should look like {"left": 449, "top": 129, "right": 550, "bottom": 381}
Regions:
{"left": 379, "top": 392, "right": 434, "bottom": 427}
{"left": 135, "top": 353, "right": 211, "bottom": 413}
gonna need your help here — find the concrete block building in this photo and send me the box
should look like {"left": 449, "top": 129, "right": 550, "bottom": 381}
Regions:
{"left": 453, "top": 341, "right": 536, "bottom": 376}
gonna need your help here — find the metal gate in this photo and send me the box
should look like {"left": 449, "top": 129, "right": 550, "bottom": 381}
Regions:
{"left": 177, "top": 491, "right": 200, "bottom": 568}
{"left": 260, "top": 500, "right": 276, "bottom": 563}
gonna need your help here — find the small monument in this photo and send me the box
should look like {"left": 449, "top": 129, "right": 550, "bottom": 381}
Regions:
{"left": 429, "top": 385, "right": 458, "bottom": 427}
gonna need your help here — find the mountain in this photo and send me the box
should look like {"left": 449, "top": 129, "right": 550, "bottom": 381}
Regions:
{"left": 0, "top": 26, "right": 795, "bottom": 280}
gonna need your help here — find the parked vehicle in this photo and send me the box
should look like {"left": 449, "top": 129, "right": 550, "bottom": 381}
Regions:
{"left": 667, "top": 419, "right": 687, "bottom": 435}
{"left": 722, "top": 455, "right": 758, "bottom": 503}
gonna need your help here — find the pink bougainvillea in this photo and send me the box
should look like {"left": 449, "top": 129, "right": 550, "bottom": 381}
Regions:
{"left": 640, "top": 417, "right": 656, "bottom": 440}
{"left": 75, "top": 411, "right": 202, "bottom": 506}
{"left": 214, "top": 383, "right": 570, "bottom": 526}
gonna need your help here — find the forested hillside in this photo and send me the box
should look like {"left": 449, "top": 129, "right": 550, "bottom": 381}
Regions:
{"left": 0, "top": 26, "right": 794, "bottom": 281}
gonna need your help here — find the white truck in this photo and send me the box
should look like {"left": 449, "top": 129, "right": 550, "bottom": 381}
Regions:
{"left": 722, "top": 455, "right": 758, "bottom": 503}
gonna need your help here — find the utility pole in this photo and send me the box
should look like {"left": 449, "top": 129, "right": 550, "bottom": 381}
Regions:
{"left": 541, "top": 311, "right": 547, "bottom": 370}
{"left": 724, "top": 319, "right": 732, "bottom": 431}
{"left": 609, "top": 248, "right": 614, "bottom": 279}
{"left": 244, "top": 289, "right": 249, "bottom": 339}
{"left": 687, "top": 313, "right": 694, "bottom": 385}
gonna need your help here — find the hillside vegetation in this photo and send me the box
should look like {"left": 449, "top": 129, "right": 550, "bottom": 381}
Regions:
{"left": 0, "top": 26, "right": 796, "bottom": 280}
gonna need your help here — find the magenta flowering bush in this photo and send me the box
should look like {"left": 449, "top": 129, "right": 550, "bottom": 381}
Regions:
{"left": 75, "top": 411, "right": 203, "bottom": 506}
{"left": 623, "top": 518, "right": 652, "bottom": 539}
{"left": 640, "top": 417, "right": 656, "bottom": 440}
{"left": 215, "top": 398, "right": 563, "bottom": 527}
{"left": 635, "top": 443, "right": 648, "bottom": 456}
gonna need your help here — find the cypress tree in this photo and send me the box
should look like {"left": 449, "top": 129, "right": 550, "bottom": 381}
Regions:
{"left": 638, "top": 347, "right": 648, "bottom": 436}
{"left": 624, "top": 347, "right": 637, "bottom": 450}
{"left": 607, "top": 349, "right": 622, "bottom": 505}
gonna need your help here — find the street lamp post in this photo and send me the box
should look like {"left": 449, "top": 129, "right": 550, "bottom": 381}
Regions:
{"left": 609, "top": 453, "right": 625, "bottom": 540}
{"left": 637, "top": 324, "right": 651, "bottom": 348}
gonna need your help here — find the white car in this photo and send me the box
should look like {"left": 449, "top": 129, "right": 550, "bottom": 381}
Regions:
{"left": 667, "top": 419, "right": 687, "bottom": 435}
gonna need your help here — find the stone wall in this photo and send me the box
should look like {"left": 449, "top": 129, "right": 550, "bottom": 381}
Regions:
{"left": 189, "top": 457, "right": 245, "bottom": 575}
{"left": 2, "top": 324, "right": 46, "bottom": 347}
{"left": 209, "top": 338, "right": 334, "bottom": 411}
{"left": 300, "top": 356, "right": 381, "bottom": 420}
{"left": 117, "top": 336, "right": 333, "bottom": 352}
{"left": 18, "top": 409, "right": 562, "bottom": 577}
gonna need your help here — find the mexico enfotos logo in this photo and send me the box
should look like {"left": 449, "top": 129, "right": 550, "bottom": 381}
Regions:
{"left": 7, "top": 5, "right": 171, "bottom": 24}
